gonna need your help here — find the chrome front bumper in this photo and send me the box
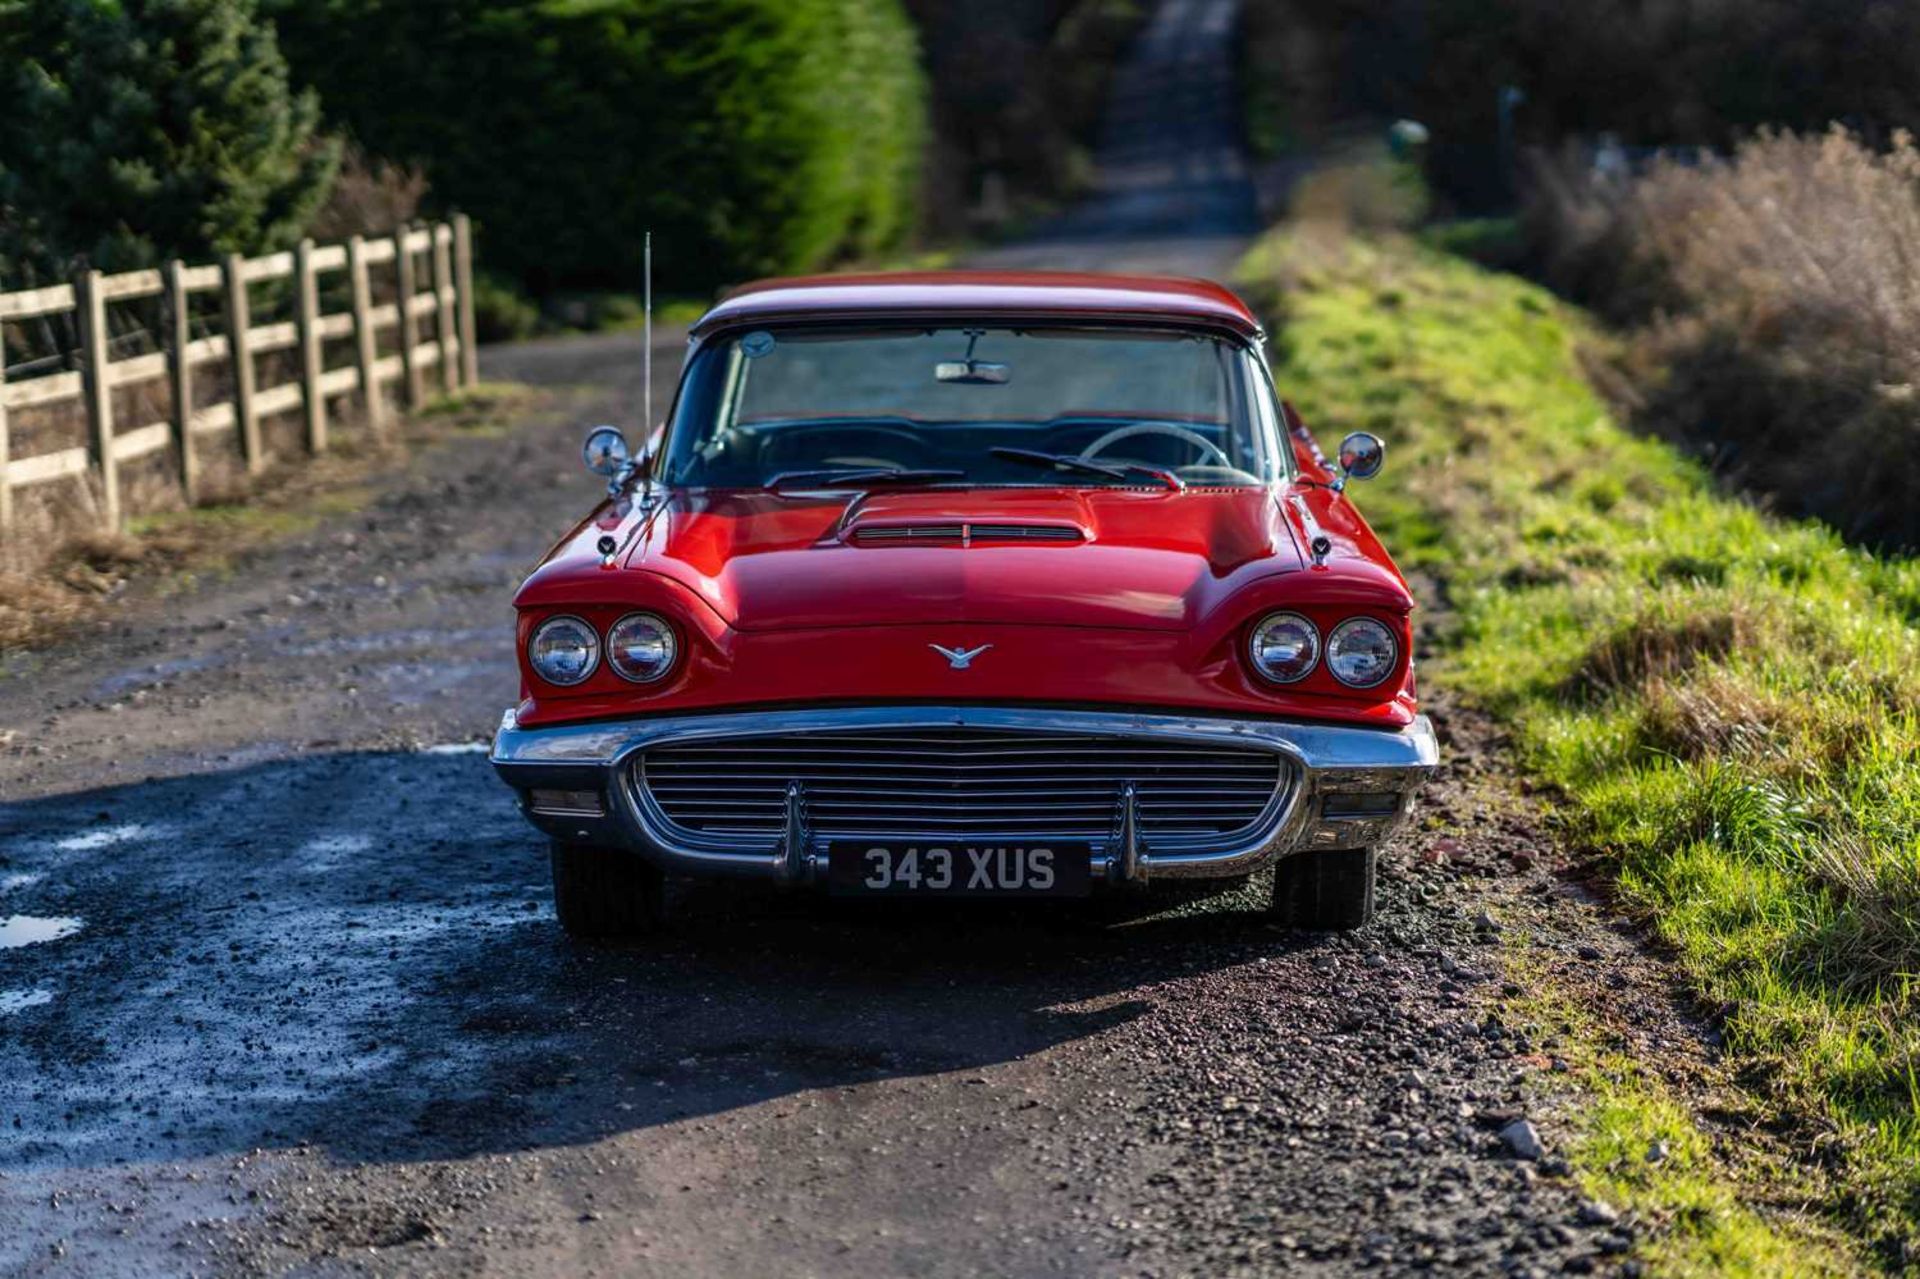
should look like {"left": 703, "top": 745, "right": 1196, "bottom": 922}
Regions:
{"left": 490, "top": 705, "right": 1438, "bottom": 887}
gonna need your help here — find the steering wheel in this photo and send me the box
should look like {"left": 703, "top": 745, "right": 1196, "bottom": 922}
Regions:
{"left": 1080, "top": 421, "right": 1232, "bottom": 470}
{"left": 758, "top": 421, "right": 932, "bottom": 471}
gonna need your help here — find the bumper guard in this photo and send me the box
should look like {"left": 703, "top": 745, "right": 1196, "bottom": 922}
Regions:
{"left": 491, "top": 705, "right": 1438, "bottom": 886}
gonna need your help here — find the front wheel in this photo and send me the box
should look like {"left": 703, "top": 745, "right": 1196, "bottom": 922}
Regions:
{"left": 550, "top": 841, "right": 668, "bottom": 939}
{"left": 1269, "top": 847, "right": 1376, "bottom": 931}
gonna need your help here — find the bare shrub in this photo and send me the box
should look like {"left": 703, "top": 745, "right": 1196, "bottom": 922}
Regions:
{"left": 307, "top": 143, "right": 428, "bottom": 241}
{"left": 1528, "top": 128, "right": 1920, "bottom": 550}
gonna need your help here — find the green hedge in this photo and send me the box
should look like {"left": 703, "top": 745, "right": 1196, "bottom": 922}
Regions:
{"left": 268, "top": 0, "right": 926, "bottom": 294}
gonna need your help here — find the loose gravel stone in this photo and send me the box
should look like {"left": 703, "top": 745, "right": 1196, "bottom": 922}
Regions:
{"left": 1578, "top": 1200, "right": 1621, "bottom": 1227}
{"left": 1501, "top": 1119, "right": 1548, "bottom": 1161}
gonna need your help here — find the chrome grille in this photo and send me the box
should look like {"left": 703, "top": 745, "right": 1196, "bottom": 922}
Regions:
{"left": 849, "top": 523, "right": 1084, "bottom": 546}
{"left": 968, "top": 523, "right": 1082, "bottom": 542}
{"left": 638, "top": 729, "right": 1287, "bottom": 845}
{"left": 851, "top": 523, "right": 964, "bottom": 545}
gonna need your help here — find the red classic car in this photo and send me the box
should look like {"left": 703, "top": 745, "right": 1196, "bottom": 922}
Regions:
{"left": 491, "top": 272, "right": 1437, "bottom": 936}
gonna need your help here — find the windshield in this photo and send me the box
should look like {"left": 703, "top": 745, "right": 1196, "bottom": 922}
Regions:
{"left": 659, "top": 325, "right": 1284, "bottom": 488}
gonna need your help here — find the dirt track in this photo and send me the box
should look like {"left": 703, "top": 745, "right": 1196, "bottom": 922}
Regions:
{"left": 1, "top": 2, "right": 1691, "bottom": 1274}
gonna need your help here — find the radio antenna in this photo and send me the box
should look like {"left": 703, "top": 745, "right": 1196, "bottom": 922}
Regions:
{"left": 643, "top": 230, "right": 653, "bottom": 433}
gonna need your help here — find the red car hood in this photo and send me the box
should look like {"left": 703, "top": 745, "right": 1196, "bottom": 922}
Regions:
{"left": 626, "top": 487, "right": 1304, "bottom": 632}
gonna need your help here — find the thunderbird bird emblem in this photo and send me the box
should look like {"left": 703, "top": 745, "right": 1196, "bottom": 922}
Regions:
{"left": 930, "top": 643, "right": 992, "bottom": 670}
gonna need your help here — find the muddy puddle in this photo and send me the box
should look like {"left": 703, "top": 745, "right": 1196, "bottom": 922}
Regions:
{"left": 0, "top": 914, "right": 84, "bottom": 949}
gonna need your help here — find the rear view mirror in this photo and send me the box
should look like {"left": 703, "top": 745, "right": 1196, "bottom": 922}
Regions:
{"left": 1335, "top": 431, "right": 1385, "bottom": 490}
{"left": 582, "top": 425, "right": 631, "bottom": 477}
{"left": 935, "top": 360, "right": 1010, "bottom": 385}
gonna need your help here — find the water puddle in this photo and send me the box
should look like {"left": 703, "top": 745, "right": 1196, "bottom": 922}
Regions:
{"left": 300, "top": 833, "right": 373, "bottom": 870}
{"left": 283, "top": 626, "right": 500, "bottom": 658}
{"left": 0, "top": 916, "right": 84, "bottom": 949}
{"left": 302, "top": 833, "right": 373, "bottom": 858}
{"left": 91, "top": 652, "right": 223, "bottom": 700}
{"left": 374, "top": 659, "right": 497, "bottom": 705}
{"left": 0, "top": 989, "right": 54, "bottom": 1014}
{"left": 55, "top": 823, "right": 150, "bottom": 853}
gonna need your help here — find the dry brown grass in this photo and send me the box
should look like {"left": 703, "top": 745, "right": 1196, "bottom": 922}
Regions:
{"left": 1563, "top": 602, "right": 1751, "bottom": 701}
{"left": 1528, "top": 127, "right": 1920, "bottom": 550}
{"left": 1807, "top": 830, "right": 1920, "bottom": 997}
{"left": 1638, "top": 671, "right": 1783, "bottom": 761}
{"left": 0, "top": 381, "right": 532, "bottom": 654}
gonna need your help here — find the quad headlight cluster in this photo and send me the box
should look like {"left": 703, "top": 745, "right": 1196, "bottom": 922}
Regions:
{"left": 528, "top": 613, "right": 677, "bottom": 686}
{"left": 1247, "top": 612, "right": 1399, "bottom": 689}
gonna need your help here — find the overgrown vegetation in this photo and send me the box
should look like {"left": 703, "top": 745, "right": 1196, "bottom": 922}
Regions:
{"left": 0, "top": 0, "right": 338, "bottom": 283}
{"left": 1238, "top": 0, "right": 1920, "bottom": 209}
{"left": 1528, "top": 127, "right": 1920, "bottom": 553}
{"left": 1241, "top": 228, "right": 1920, "bottom": 1265}
{"left": 268, "top": 0, "right": 926, "bottom": 295}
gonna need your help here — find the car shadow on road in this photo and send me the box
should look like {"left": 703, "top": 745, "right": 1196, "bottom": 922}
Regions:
{"left": 0, "top": 750, "right": 1323, "bottom": 1172}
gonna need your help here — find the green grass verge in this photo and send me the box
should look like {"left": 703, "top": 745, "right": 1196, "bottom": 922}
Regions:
{"left": 1238, "top": 229, "right": 1920, "bottom": 1270}
{"left": 1506, "top": 962, "right": 1859, "bottom": 1276}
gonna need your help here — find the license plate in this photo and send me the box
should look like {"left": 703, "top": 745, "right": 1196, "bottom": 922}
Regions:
{"left": 827, "top": 842, "right": 1092, "bottom": 897}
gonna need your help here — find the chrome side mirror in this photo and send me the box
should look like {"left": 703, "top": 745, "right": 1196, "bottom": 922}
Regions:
{"left": 582, "top": 425, "right": 631, "bottom": 477}
{"left": 1334, "top": 431, "right": 1385, "bottom": 491}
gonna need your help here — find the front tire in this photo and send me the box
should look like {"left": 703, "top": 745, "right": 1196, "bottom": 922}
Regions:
{"left": 1269, "top": 847, "right": 1376, "bottom": 931}
{"left": 550, "top": 841, "right": 667, "bottom": 939}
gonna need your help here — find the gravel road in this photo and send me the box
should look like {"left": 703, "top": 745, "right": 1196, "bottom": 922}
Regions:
{"left": 1, "top": 2, "right": 1686, "bottom": 1274}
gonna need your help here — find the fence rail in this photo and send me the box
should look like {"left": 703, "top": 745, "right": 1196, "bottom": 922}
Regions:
{"left": 0, "top": 215, "right": 480, "bottom": 536}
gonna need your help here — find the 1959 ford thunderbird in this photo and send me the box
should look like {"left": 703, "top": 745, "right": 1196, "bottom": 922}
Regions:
{"left": 490, "top": 272, "right": 1437, "bottom": 937}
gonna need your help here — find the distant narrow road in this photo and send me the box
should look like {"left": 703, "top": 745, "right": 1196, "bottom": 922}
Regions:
{"left": 966, "top": 0, "right": 1259, "bottom": 277}
{"left": 1, "top": 3, "right": 1659, "bottom": 1276}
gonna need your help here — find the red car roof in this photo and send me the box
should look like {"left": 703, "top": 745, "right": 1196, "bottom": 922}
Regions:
{"left": 691, "top": 271, "right": 1263, "bottom": 340}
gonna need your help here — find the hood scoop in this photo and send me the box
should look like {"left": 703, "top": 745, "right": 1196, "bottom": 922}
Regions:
{"left": 848, "top": 521, "right": 1085, "bottom": 547}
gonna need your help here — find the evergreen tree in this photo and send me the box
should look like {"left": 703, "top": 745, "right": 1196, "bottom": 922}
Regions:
{"left": 0, "top": 0, "right": 339, "bottom": 282}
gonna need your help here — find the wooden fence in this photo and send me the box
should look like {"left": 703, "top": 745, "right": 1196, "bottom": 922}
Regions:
{"left": 0, "top": 215, "right": 479, "bottom": 537}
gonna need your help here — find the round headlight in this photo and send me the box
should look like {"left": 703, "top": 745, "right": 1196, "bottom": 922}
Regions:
{"left": 529, "top": 615, "right": 599, "bottom": 686}
{"left": 1249, "top": 612, "right": 1320, "bottom": 684}
{"left": 1326, "top": 617, "right": 1400, "bottom": 688}
{"left": 607, "top": 612, "right": 677, "bottom": 683}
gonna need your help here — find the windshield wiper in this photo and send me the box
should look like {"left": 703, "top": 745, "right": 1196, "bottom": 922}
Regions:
{"left": 765, "top": 466, "right": 966, "bottom": 492}
{"left": 989, "top": 447, "right": 1184, "bottom": 492}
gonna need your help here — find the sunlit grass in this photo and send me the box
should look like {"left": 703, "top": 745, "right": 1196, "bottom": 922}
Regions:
{"left": 1503, "top": 966, "right": 1859, "bottom": 1277}
{"left": 1242, "top": 229, "right": 1920, "bottom": 1264}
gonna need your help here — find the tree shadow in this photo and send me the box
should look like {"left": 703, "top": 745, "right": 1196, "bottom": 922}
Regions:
{"left": 0, "top": 750, "right": 1313, "bottom": 1171}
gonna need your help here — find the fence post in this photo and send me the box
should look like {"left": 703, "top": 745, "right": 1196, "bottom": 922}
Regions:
{"left": 76, "top": 268, "right": 120, "bottom": 531}
{"left": 394, "top": 223, "right": 421, "bottom": 409}
{"left": 166, "top": 259, "right": 198, "bottom": 504}
{"left": 0, "top": 327, "right": 11, "bottom": 537}
{"left": 431, "top": 223, "right": 457, "bottom": 394}
{"left": 453, "top": 214, "right": 479, "bottom": 388}
{"left": 294, "top": 238, "right": 327, "bottom": 453}
{"left": 223, "top": 253, "right": 261, "bottom": 472}
{"left": 347, "top": 235, "right": 386, "bottom": 440}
